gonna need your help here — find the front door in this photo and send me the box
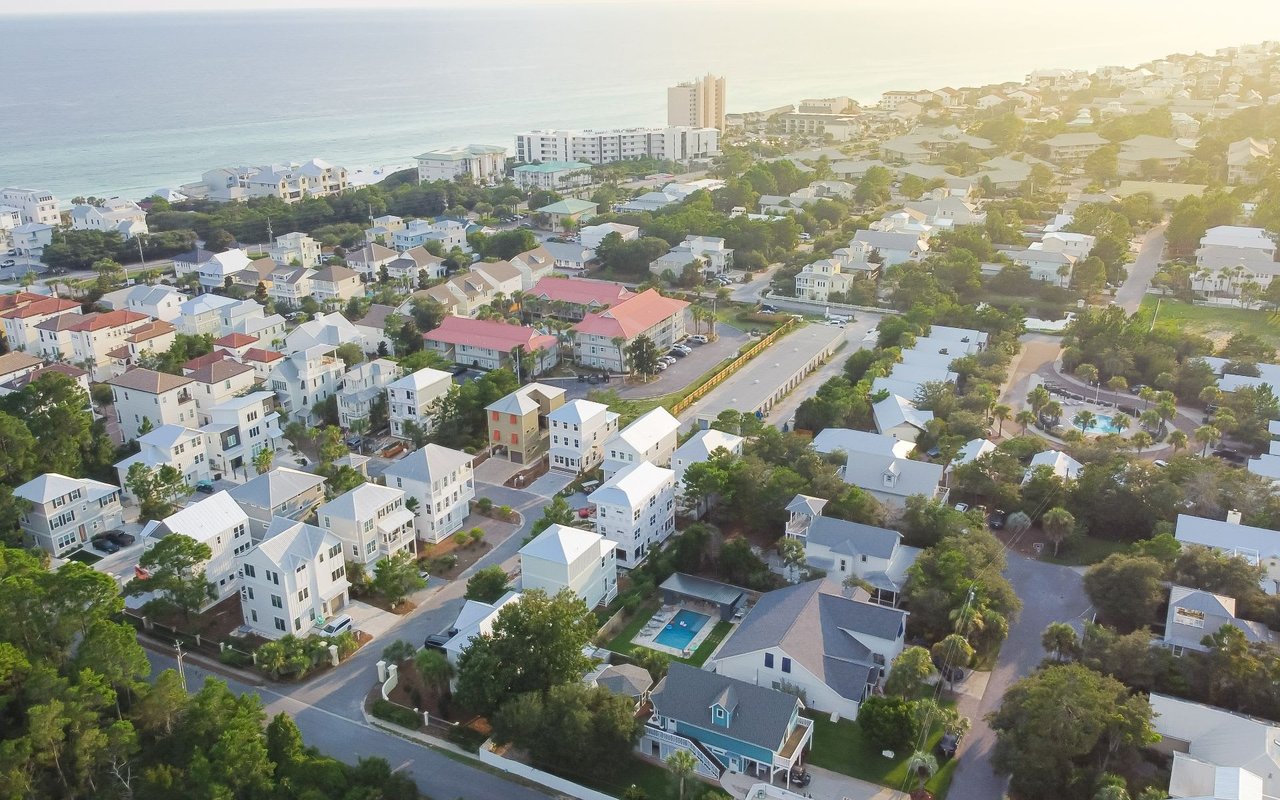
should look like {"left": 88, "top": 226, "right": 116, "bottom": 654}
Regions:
{"left": 729, "top": 755, "right": 740, "bottom": 773}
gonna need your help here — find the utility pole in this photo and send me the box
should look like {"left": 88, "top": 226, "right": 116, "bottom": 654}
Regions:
{"left": 174, "top": 641, "right": 188, "bottom": 692}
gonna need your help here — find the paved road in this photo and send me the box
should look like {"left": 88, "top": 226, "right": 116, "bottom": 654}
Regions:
{"left": 1114, "top": 224, "right": 1167, "bottom": 313}
{"left": 947, "top": 554, "right": 1091, "bottom": 800}
{"left": 143, "top": 479, "right": 551, "bottom": 800}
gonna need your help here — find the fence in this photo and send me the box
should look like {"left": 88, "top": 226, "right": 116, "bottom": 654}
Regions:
{"left": 477, "top": 742, "right": 616, "bottom": 800}
{"left": 670, "top": 318, "right": 797, "bottom": 417}
{"left": 762, "top": 291, "right": 895, "bottom": 317}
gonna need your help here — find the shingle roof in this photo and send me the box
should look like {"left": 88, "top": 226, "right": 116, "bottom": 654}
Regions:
{"left": 594, "top": 664, "right": 652, "bottom": 699}
{"left": 383, "top": 444, "right": 473, "bottom": 485}
{"left": 161, "top": 490, "right": 248, "bottom": 543}
{"left": 318, "top": 483, "right": 404, "bottom": 521}
{"left": 228, "top": 467, "right": 325, "bottom": 510}
{"left": 107, "top": 367, "right": 194, "bottom": 393}
{"left": 14, "top": 473, "right": 118, "bottom": 505}
{"left": 650, "top": 662, "right": 800, "bottom": 753}
{"left": 529, "top": 276, "right": 634, "bottom": 307}
{"left": 573, "top": 289, "right": 688, "bottom": 339}
{"left": 187, "top": 359, "right": 254, "bottom": 385}
{"left": 588, "top": 461, "right": 672, "bottom": 508}
{"left": 806, "top": 517, "right": 901, "bottom": 560}
{"left": 424, "top": 316, "right": 557, "bottom": 354}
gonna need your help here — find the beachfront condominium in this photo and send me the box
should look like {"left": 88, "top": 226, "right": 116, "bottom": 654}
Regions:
{"left": 514, "top": 127, "right": 720, "bottom": 166}
{"left": 667, "top": 74, "right": 726, "bottom": 132}
{"left": 0, "top": 188, "right": 60, "bottom": 226}
{"left": 200, "top": 159, "right": 348, "bottom": 203}
{"left": 415, "top": 145, "right": 508, "bottom": 184}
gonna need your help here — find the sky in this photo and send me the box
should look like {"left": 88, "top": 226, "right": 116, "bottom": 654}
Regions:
{"left": 3, "top": 0, "right": 648, "bottom": 12}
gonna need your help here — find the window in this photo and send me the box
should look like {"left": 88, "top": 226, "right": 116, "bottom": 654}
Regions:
{"left": 251, "top": 610, "right": 258, "bottom": 622}
{"left": 297, "top": 587, "right": 310, "bottom": 602}
{"left": 274, "top": 617, "right": 286, "bottom": 632}
{"left": 332, "top": 566, "right": 345, "bottom": 581}
{"left": 271, "top": 594, "right": 283, "bottom": 608}
{"left": 781, "top": 657, "right": 791, "bottom": 673}
{"left": 294, "top": 617, "right": 302, "bottom": 631}
{"left": 764, "top": 653, "right": 774, "bottom": 669}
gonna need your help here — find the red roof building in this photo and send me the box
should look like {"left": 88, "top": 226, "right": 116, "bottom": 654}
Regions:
{"left": 528, "top": 277, "right": 634, "bottom": 320}
{"left": 572, "top": 289, "right": 689, "bottom": 372}
{"left": 424, "top": 316, "right": 559, "bottom": 373}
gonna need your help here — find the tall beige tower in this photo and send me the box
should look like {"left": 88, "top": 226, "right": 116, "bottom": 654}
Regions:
{"left": 667, "top": 73, "right": 726, "bottom": 132}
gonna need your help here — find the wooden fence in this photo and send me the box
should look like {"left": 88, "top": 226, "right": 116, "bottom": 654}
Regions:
{"left": 670, "top": 318, "right": 797, "bottom": 417}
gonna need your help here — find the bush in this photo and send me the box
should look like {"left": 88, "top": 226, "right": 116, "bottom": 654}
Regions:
{"left": 476, "top": 497, "right": 494, "bottom": 514}
{"left": 381, "top": 639, "right": 417, "bottom": 664}
{"left": 371, "top": 699, "right": 423, "bottom": 729}
{"left": 218, "top": 647, "right": 253, "bottom": 668}
{"left": 497, "top": 505, "right": 514, "bottom": 520}
{"left": 858, "top": 695, "right": 917, "bottom": 751}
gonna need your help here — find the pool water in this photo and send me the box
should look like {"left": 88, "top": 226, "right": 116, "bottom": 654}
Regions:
{"left": 1084, "top": 414, "right": 1124, "bottom": 434}
{"left": 654, "top": 610, "right": 711, "bottom": 651}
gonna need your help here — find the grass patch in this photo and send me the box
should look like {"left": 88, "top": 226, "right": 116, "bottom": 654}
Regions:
{"left": 548, "top": 756, "right": 671, "bottom": 799}
{"left": 67, "top": 549, "right": 103, "bottom": 565}
{"left": 1039, "top": 534, "right": 1129, "bottom": 566}
{"left": 1136, "top": 296, "right": 1280, "bottom": 350}
{"left": 805, "top": 707, "right": 955, "bottom": 797}
{"left": 605, "top": 599, "right": 662, "bottom": 656}
{"left": 686, "top": 621, "right": 732, "bottom": 667}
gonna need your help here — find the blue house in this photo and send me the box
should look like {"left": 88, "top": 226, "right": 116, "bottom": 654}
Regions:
{"left": 642, "top": 662, "right": 814, "bottom": 782}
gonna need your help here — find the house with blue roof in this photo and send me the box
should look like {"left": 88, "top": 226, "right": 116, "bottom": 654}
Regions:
{"left": 711, "top": 579, "right": 907, "bottom": 719}
{"left": 643, "top": 662, "right": 813, "bottom": 782}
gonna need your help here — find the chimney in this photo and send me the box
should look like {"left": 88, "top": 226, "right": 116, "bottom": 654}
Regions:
{"left": 1227, "top": 509, "right": 1243, "bottom": 525}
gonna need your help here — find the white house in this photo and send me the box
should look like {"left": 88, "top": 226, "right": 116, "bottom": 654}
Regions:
{"left": 237, "top": 517, "right": 349, "bottom": 640}
{"left": 580, "top": 222, "right": 640, "bottom": 251}
{"left": 101, "top": 284, "right": 189, "bottom": 323}
{"left": 671, "top": 428, "right": 744, "bottom": 507}
{"left": 423, "top": 316, "right": 559, "bottom": 374}
{"left": 187, "top": 358, "right": 258, "bottom": 423}
{"left": 588, "top": 461, "right": 676, "bottom": 569}
{"left": 518, "top": 523, "right": 618, "bottom": 608}
{"left": 513, "top": 161, "right": 593, "bottom": 191}
{"left": 318, "top": 483, "right": 416, "bottom": 569}
{"left": 107, "top": 368, "right": 199, "bottom": 441}
{"left": 1025, "top": 449, "right": 1084, "bottom": 482}
{"left": 1194, "top": 225, "right": 1279, "bottom": 292}
{"left": 383, "top": 444, "right": 475, "bottom": 543}
{"left": 0, "top": 187, "right": 60, "bottom": 225}
{"left": 1175, "top": 512, "right": 1280, "bottom": 595}
{"left": 602, "top": 407, "right": 680, "bottom": 478}
{"left": 14, "top": 473, "right": 123, "bottom": 557}
{"left": 712, "top": 579, "right": 908, "bottom": 720}
{"left": 785, "top": 497, "right": 920, "bottom": 606}
{"left": 200, "top": 390, "right": 282, "bottom": 479}
{"left": 227, "top": 467, "right": 327, "bottom": 540}
{"left": 267, "top": 345, "right": 345, "bottom": 420}
{"left": 811, "top": 428, "right": 946, "bottom": 508}
{"left": 175, "top": 293, "right": 240, "bottom": 337}
{"left": 548, "top": 398, "right": 620, "bottom": 474}
{"left": 69, "top": 198, "right": 148, "bottom": 239}
{"left": 2, "top": 296, "right": 81, "bottom": 353}
{"left": 334, "top": 358, "right": 400, "bottom": 429}
{"left": 1161, "top": 585, "right": 1275, "bottom": 656}
{"left": 115, "top": 424, "right": 212, "bottom": 500}
{"left": 441, "top": 591, "right": 522, "bottom": 668}
{"left": 415, "top": 144, "right": 508, "bottom": 184}
{"left": 1150, "top": 693, "right": 1280, "bottom": 800}
{"left": 649, "top": 236, "right": 734, "bottom": 277}
{"left": 154, "top": 490, "right": 252, "bottom": 604}
{"left": 267, "top": 266, "right": 315, "bottom": 308}
{"left": 392, "top": 218, "right": 469, "bottom": 252}
{"left": 269, "top": 231, "right": 322, "bottom": 267}
{"left": 387, "top": 367, "right": 453, "bottom": 440}
{"left": 871, "top": 394, "right": 934, "bottom": 443}
{"left": 850, "top": 229, "right": 928, "bottom": 266}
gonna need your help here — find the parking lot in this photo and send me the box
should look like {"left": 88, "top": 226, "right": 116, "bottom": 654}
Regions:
{"left": 560, "top": 323, "right": 750, "bottom": 402}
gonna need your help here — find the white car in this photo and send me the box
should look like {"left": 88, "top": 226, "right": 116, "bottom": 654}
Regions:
{"left": 674, "top": 344, "right": 693, "bottom": 354}
{"left": 687, "top": 335, "right": 709, "bottom": 344}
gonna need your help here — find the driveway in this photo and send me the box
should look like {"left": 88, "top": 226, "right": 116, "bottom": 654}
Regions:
{"left": 1114, "top": 224, "right": 1166, "bottom": 313}
{"left": 140, "top": 477, "right": 553, "bottom": 800}
{"left": 946, "top": 554, "right": 1091, "bottom": 800}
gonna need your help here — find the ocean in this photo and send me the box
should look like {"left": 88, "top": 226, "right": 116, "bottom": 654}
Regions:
{"left": 2, "top": 0, "right": 1278, "bottom": 200}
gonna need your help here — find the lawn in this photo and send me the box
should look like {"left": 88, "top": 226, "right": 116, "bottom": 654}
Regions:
{"left": 805, "top": 709, "right": 956, "bottom": 798}
{"left": 549, "top": 756, "right": 672, "bottom": 799}
{"left": 67, "top": 549, "right": 102, "bottom": 565}
{"left": 1137, "top": 296, "right": 1280, "bottom": 350}
{"left": 1039, "top": 534, "right": 1129, "bottom": 566}
{"left": 605, "top": 605, "right": 733, "bottom": 669}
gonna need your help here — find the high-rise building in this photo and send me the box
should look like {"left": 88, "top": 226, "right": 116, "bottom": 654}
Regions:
{"left": 667, "top": 73, "right": 726, "bottom": 132}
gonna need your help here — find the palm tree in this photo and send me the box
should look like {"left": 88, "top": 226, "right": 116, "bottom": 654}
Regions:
{"left": 665, "top": 750, "right": 698, "bottom": 800}
{"left": 1106, "top": 375, "right": 1128, "bottom": 394}
{"left": 1138, "top": 386, "right": 1156, "bottom": 410}
{"left": 1110, "top": 413, "right": 1130, "bottom": 434}
{"left": 1016, "top": 409, "right": 1036, "bottom": 433}
{"left": 1169, "top": 429, "right": 1188, "bottom": 452}
{"left": 611, "top": 336, "right": 627, "bottom": 375}
{"left": 906, "top": 751, "right": 939, "bottom": 794}
{"left": 253, "top": 447, "right": 274, "bottom": 475}
{"left": 1073, "top": 410, "right": 1097, "bottom": 434}
{"left": 1027, "top": 385, "right": 1051, "bottom": 416}
{"left": 1195, "top": 424, "right": 1221, "bottom": 457}
{"left": 1041, "top": 507, "right": 1076, "bottom": 556}
{"left": 1043, "top": 401, "right": 1063, "bottom": 425}
{"left": 348, "top": 418, "right": 369, "bottom": 453}
{"left": 414, "top": 649, "right": 454, "bottom": 698}
{"left": 991, "top": 403, "right": 1012, "bottom": 436}
{"left": 1130, "top": 430, "right": 1154, "bottom": 452}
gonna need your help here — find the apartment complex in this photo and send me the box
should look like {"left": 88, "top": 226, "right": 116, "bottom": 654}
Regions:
{"left": 667, "top": 74, "right": 727, "bottom": 131}
{"left": 0, "top": 187, "right": 60, "bottom": 226}
{"left": 515, "top": 127, "right": 720, "bottom": 165}
{"left": 415, "top": 144, "right": 508, "bottom": 184}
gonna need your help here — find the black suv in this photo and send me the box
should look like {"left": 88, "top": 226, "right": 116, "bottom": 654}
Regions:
{"left": 424, "top": 628, "right": 459, "bottom": 652}
{"left": 103, "top": 529, "right": 135, "bottom": 546}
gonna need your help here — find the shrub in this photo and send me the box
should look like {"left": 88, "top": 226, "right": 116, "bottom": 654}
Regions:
{"left": 381, "top": 639, "right": 417, "bottom": 664}
{"left": 371, "top": 699, "right": 422, "bottom": 729}
{"left": 218, "top": 647, "right": 253, "bottom": 668}
{"left": 476, "top": 497, "right": 494, "bottom": 514}
{"left": 497, "top": 505, "right": 514, "bottom": 520}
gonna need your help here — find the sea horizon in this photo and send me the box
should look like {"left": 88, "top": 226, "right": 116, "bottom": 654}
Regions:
{"left": 2, "top": 0, "right": 1278, "bottom": 201}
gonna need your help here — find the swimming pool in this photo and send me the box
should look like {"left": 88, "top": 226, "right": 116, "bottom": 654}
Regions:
{"left": 1084, "top": 414, "right": 1125, "bottom": 434}
{"left": 654, "top": 610, "right": 710, "bottom": 651}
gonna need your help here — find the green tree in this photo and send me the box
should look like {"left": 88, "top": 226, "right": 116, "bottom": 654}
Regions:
{"left": 778, "top": 536, "right": 807, "bottom": 582}
{"left": 124, "top": 462, "right": 190, "bottom": 520}
{"left": 857, "top": 695, "right": 917, "bottom": 751}
{"left": 884, "top": 646, "right": 936, "bottom": 698}
{"left": 531, "top": 494, "right": 577, "bottom": 536}
{"left": 1083, "top": 553, "right": 1166, "bottom": 630}
{"left": 626, "top": 334, "right": 661, "bottom": 381}
{"left": 253, "top": 446, "right": 274, "bottom": 475}
{"left": 414, "top": 648, "right": 455, "bottom": 698}
{"left": 491, "top": 682, "right": 641, "bottom": 779}
{"left": 1041, "top": 622, "right": 1081, "bottom": 662}
{"left": 666, "top": 749, "right": 698, "bottom": 800}
{"left": 124, "top": 534, "right": 215, "bottom": 621}
{"left": 455, "top": 589, "right": 597, "bottom": 714}
{"left": 989, "top": 664, "right": 1156, "bottom": 800}
{"left": 371, "top": 551, "right": 426, "bottom": 607}
{"left": 465, "top": 565, "right": 510, "bottom": 603}
{"left": 932, "top": 634, "right": 975, "bottom": 673}
{"left": 1041, "top": 507, "right": 1077, "bottom": 557}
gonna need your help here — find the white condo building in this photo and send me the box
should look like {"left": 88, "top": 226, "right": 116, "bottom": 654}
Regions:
{"left": 154, "top": 490, "right": 253, "bottom": 605}
{"left": 387, "top": 367, "right": 453, "bottom": 440}
{"left": 515, "top": 127, "right": 720, "bottom": 166}
{"left": 383, "top": 444, "right": 475, "bottom": 543}
{"left": 519, "top": 524, "right": 618, "bottom": 608}
{"left": 0, "top": 187, "right": 60, "bottom": 226}
{"left": 602, "top": 407, "right": 680, "bottom": 478}
{"left": 667, "top": 74, "right": 727, "bottom": 131}
{"left": 548, "top": 398, "right": 620, "bottom": 474}
{"left": 588, "top": 461, "right": 677, "bottom": 569}
{"left": 415, "top": 145, "right": 508, "bottom": 184}
{"left": 238, "top": 518, "right": 349, "bottom": 640}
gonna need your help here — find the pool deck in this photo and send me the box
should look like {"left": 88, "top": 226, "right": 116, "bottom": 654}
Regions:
{"left": 631, "top": 605, "right": 717, "bottom": 658}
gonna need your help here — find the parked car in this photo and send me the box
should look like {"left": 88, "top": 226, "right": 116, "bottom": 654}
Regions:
{"left": 987, "top": 509, "right": 1007, "bottom": 530}
{"left": 673, "top": 344, "right": 692, "bottom": 354}
{"left": 104, "top": 529, "right": 135, "bottom": 546}
{"left": 0, "top": 260, "right": 14, "bottom": 267}
{"left": 687, "top": 335, "right": 709, "bottom": 344}
{"left": 194, "top": 480, "right": 215, "bottom": 494}
{"left": 91, "top": 535, "right": 120, "bottom": 554}
{"left": 954, "top": 502, "right": 969, "bottom": 513}
{"left": 668, "top": 349, "right": 687, "bottom": 358}
{"left": 424, "top": 628, "right": 458, "bottom": 652}
{"left": 760, "top": 304, "right": 779, "bottom": 313}
{"left": 1152, "top": 459, "right": 1169, "bottom": 469}
{"left": 938, "top": 732, "right": 960, "bottom": 759}
{"left": 344, "top": 435, "right": 362, "bottom": 449}
{"left": 655, "top": 361, "right": 668, "bottom": 371}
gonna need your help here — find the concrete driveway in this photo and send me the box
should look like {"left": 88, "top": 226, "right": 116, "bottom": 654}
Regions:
{"left": 1114, "top": 224, "right": 1167, "bottom": 313}
{"left": 945, "top": 553, "right": 1091, "bottom": 800}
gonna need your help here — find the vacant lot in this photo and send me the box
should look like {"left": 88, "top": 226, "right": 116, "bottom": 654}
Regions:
{"left": 1137, "top": 296, "right": 1280, "bottom": 350}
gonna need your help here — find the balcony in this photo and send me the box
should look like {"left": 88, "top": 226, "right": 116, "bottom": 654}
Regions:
{"left": 176, "top": 391, "right": 194, "bottom": 404}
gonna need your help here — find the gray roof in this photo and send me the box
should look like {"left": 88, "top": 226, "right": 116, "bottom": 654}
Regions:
{"left": 595, "top": 664, "right": 652, "bottom": 699}
{"left": 715, "top": 580, "right": 906, "bottom": 703}
{"left": 852, "top": 230, "right": 923, "bottom": 251}
{"left": 650, "top": 662, "right": 800, "bottom": 752}
{"left": 228, "top": 467, "right": 324, "bottom": 510}
{"left": 660, "top": 572, "right": 745, "bottom": 607}
{"left": 806, "top": 517, "right": 901, "bottom": 560}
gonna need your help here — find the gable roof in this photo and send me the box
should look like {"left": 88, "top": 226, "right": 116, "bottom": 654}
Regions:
{"left": 715, "top": 579, "right": 906, "bottom": 702}
{"left": 872, "top": 394, "right": 934, "bottom": 434}
{"left": 806, "top": 517, "right": 902, "bottom": 560}
{"left": 187, "top": 359, "right": 255, "bottom": 385}
{"left": 588, "top": 461, "right": 673, "bottom": 507}
{"left": 228, "top": 467, "right": 325, "bottom": 510}
{"left": 383, "top": 443, "right": 473, "bottom": 484}
{"left": 611, "top": 407, "right": 679, "bottom": 453}
{"left": 107, "top": 367, "right": 194, "bottom": 394}
{"left": 424, "top": 316, "right": 557, "bottom": 354}
{"left": 161, "top": 490, "right": 248, "bottom": 542}
{"left": 674, "top": 428, "right": 744, "bottom": 465}
{"left": 1150, "top": 693, "right": 1280, "bottom": 799}
{"left": 530, "top": 276, "right": 633, "bottom": 307}
{"left": 318, "top": 482, "right": 403, "bottom": 521}
{"left": 650, "top": 662, "right": 801, "bottom": 752}
{"left": 486, "top": 382, "right": 565, "bottom": 416}
{"left": 573, "top": 289, "right": 689, "bottom": 339}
